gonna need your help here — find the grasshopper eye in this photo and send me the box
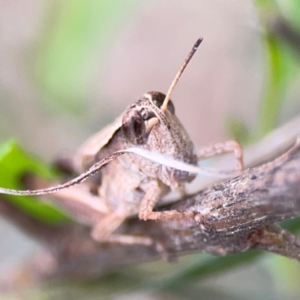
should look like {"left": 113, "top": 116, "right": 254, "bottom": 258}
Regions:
{"left": 122, "top": 109, "right": 148, "bottom": 145}
{"left": 147, "top": 92, "right": 175, "bottom": 114}
{"left": 140, "top": 108, "right": 156, "bottom": 120}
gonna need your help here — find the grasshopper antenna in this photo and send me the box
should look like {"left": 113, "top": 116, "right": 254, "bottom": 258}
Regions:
{"left": 161, "top": 38, "right": 203, "bottom": 112}
{"left": 10, "top": 136, "right": 300, "bottom": 198}
{"left": 0, "top": 152, "right": 123, "bottom": 196}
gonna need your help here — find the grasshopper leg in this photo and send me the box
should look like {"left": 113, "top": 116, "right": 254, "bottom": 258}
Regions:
{"left": 197, "top": 140, "right": 244, "bottom": 171}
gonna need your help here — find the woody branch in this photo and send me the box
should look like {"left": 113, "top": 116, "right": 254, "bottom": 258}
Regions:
{"left": 0, "top": 139, "right": 300, "bottom": 283}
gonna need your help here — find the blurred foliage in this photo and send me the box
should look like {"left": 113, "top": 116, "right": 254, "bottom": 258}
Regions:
{"left": 35, "top": 0, "right": 136, "bottom": 113}
{"left": 143, "top": 252, "right": 262, "bottom": 292}
{"left": 225, "top": 117, "right": 250, "bottom": 144}
{"left": 256, "top": 34, "right": 296, "bottom": 139}
{"left": 276, "top": 0, "right": 300, "bottom": 29}
{"left": 254, "top": 0, "right": 299, "bottom": 140}
{"left": 230, "top": 0, "right": 300, "bottom": 144}
{"left": 1, "top": 0, "right": 300, "bottom": 298}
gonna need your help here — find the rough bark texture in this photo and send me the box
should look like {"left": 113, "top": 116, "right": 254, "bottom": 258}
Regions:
{"left": 1, "top": 139, "right": 300, "bottom": 286}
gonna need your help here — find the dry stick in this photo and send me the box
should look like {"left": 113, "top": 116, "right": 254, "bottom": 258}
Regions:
{"left": 1, "top": 139, "right": 300, "bottom": 284}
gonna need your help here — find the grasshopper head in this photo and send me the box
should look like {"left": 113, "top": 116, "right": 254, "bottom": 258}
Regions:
{"left": 122, "top": 91, "right": 197, "bottom": 187}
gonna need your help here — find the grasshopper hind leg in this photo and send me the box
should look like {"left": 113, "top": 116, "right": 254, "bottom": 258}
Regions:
{"left": 90, "top": 213, "right": 173, "bottom": 260}
{"left": 91, "top": 212, "right": 153, "bottom": 246}
{"left": 197, "top": 140, "right": 244, "bottom": 171}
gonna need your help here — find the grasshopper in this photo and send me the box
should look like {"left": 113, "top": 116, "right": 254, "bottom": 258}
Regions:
{"left": 0, "top": 38, "right": 243, "bottom": 247}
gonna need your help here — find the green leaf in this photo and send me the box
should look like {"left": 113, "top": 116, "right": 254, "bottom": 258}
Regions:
{"left": 0, "top": 140, "right": 68, "bottom": 224}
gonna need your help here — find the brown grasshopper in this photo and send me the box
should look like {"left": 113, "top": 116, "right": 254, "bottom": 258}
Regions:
{"left": 0, "top": 38, "right": 243, "bottom": 247}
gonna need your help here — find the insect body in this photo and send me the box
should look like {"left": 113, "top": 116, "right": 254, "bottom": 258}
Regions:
{"left": 0, "top": 38, "right": 243, "bottom": 246}
{"left": 72, "top": 91, "right": 197, "bottom": 242}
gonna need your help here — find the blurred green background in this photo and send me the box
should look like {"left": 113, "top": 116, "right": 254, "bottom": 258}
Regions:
{"left": 1, "top": 0, "right": 300, "bottom": 299}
